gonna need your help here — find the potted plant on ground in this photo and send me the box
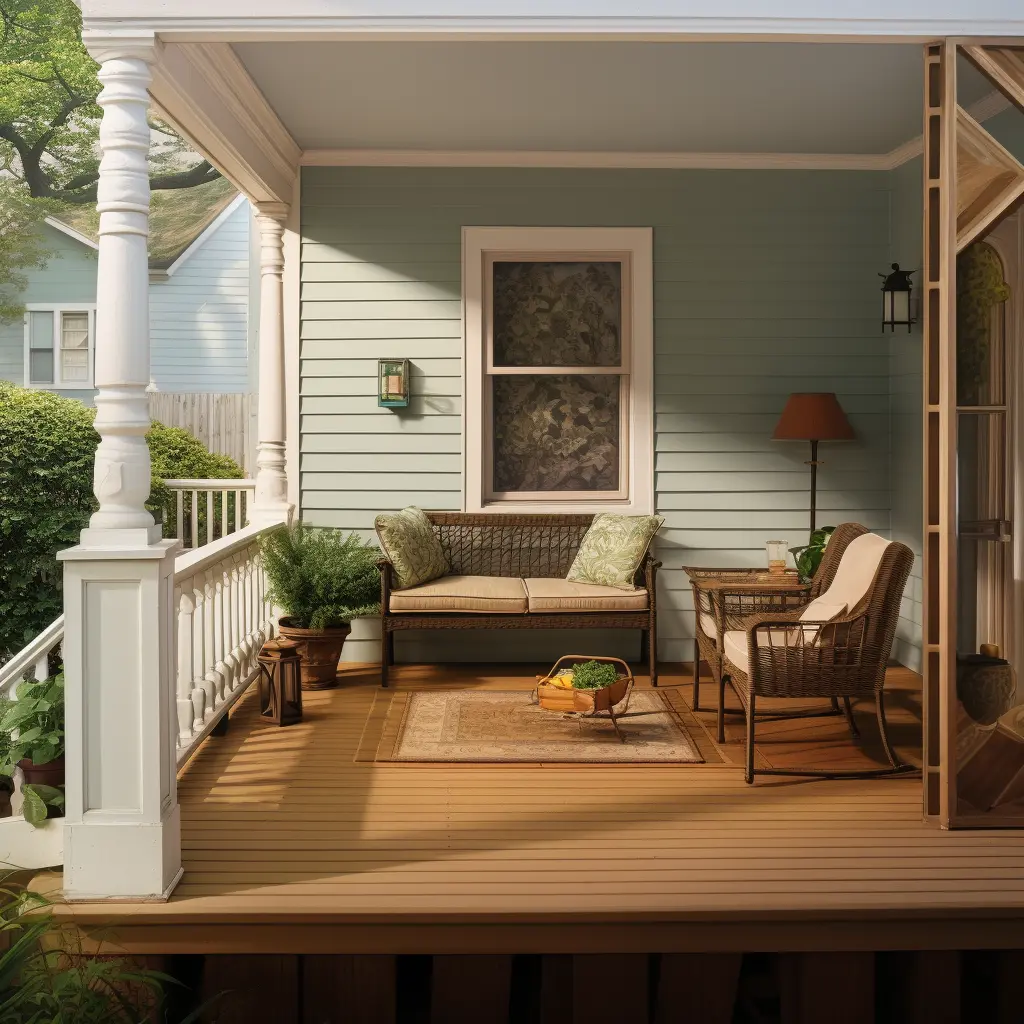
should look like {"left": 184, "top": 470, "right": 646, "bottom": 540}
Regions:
{"left": 0, "top": 674, "right": 66, "bottom": 826}
{"left": 261, "top": 522, "right": 381, "bottom": 689}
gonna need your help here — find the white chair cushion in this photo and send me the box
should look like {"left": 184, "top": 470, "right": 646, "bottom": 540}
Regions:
{"left": 800, "top": 532, "right": 891, "bottom": 621}
{"left": 699, "top": 611, "right": 718, "bottom": 640}
{"left": 723, "top": 627, "right": 799, "bottom": 676}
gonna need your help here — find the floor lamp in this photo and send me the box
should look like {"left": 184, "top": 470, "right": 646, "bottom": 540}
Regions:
{"left": 773, "top": 392, "right": 854, "bottom": 536}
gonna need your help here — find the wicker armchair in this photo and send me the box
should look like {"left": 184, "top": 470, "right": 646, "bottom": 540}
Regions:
{"left": 686, "top": 523, "right": 869, "bottom": 712}
{"left": 719, "top": 535, "right": 915, "bottom": 783}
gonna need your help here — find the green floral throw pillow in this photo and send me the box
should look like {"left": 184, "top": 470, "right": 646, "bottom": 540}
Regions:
{"left": 566, "top": 512, "right": 664, "bottom": 589}
{"left": 374, "top": 507, "right": 449, "bottom": 590}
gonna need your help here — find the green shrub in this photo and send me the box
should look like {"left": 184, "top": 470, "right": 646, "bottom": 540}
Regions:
{"left": 261, "top": 522, "right": 381, "bottom": 630}
{"left": 0, "top": 383, "right": 242, "bottom": 662}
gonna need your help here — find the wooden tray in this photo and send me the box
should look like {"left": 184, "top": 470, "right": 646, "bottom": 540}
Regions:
{"left": 535, "top": 655, "right": 633, "bottom": 714}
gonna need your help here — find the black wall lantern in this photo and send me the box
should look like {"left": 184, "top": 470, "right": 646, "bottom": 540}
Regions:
{"left": 880, "top": 263, "right": 916, "bottom": 333}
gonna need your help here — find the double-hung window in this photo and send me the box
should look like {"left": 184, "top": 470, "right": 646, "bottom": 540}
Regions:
{"left": 464, "top": 228, "right": 653, "bottom": 513}
{"left": 25, "top": 306, "right": 96, "bottom": 389}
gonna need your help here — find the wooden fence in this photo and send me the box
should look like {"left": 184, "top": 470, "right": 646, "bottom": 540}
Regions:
{"left": 150, "top": 392, "right": 253, "bottom": 471}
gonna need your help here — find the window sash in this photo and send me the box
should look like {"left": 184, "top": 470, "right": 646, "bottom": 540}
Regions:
{"left": 484, "top": 252, "right": 632, "bottom": 375}
{"left": 25, "top": 308, "right": 93, "bottom": 388}
{"left": 484, "top": 373, "right": 631, "bottom": 502}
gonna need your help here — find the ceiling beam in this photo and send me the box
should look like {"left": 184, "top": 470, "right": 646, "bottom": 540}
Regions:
{"left": 145, "top": 40, "right": 301, "bottom": 204}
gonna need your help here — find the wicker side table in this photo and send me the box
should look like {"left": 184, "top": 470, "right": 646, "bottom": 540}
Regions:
{"left": 683, "top": 568, "right": 810, "bottom": 714}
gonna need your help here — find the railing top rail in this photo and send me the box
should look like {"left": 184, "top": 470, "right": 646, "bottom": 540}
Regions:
{"left": 173, "top": 519, "right": 282, "bottom": 581}
{"left": 164, "top": 479, "right": 256, "bottom": 489}
{"left": 0, "top": 615, "right": 64, "bottom": 693}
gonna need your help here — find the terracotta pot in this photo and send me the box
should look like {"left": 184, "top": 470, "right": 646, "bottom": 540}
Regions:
{"left": 0, "top": 782, "right": 12, "bottom": 819}
{"left": 276, "top": 618, "right": 350, "bottom": 690}
{"left": 18, "top": 756, "right": 65, "bottom": 788}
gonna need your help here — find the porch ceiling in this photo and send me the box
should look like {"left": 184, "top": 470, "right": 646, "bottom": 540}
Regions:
{"left": 229, "top": 40, "right": 990, "bottom": 156}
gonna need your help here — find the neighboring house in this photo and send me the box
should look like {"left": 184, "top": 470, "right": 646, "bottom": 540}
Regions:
{"left": 0, "top": 181, "right": 256, "bottom": 464}
{"left": 4, "top": 6, "right": 1024, "bottom": 1012}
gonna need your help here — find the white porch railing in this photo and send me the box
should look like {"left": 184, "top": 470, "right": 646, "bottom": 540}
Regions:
{"left": 173, "top": 522, "right": 277, "bottom": 765}
{"left": 0, "top": 520, "right": 281, "bottom": 866}
{"left": 164, "top": 479, "right": 256, "bottom": 550}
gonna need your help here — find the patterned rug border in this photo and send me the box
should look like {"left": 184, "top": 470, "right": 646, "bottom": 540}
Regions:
{"left": 356, "top": 687, "right": 728, "bottom": 766}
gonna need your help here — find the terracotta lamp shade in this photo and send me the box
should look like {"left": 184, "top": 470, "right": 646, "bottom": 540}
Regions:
{"left": 773, "top": 393, "right": 854, "bottom": 536}
{"left": 772, "top": 392, "right": 855, "bottom": 442}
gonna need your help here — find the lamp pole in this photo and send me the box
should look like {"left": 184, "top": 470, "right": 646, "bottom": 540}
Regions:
{"left": 807, "top": 438, "right": 820, "bottom": 536}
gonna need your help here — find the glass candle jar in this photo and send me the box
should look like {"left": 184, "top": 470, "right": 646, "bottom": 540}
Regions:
{"left": 766, "top": 540, "right": 789, "bottom": 575}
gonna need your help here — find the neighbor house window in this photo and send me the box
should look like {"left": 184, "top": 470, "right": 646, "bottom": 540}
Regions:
{"left": 25, "top": 306, "right": 95, "bottom": 389}
{"left": 464, "top": 228, "right": 653, "bottom": 513}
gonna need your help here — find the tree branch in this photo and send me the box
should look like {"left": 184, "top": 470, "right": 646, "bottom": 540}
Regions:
{"left": 149, "top": 160, "right": 221, "bottom": 191}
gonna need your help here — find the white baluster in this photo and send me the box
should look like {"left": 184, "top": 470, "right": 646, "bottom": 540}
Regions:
{"left": 175, "top": 491, "right": 184, "bottom": 543}
{"left": 221, "top": 560, "right": 239, "bottom": 692}
{"left": 190, "top": 490, "right": 198, "bottom": 549}
{"left": 203, "top": 569, "right": 222, "bottom": 712}
{"left": 190, "top": 577, "right": 206, "bottom": 727}
{"left": 213, "top": 562, "right": 229, "bottom": 701}
{"left": 176, "top": 582, "right": 197, "bottom": 743}
{"left": 206, "top": 490, "right": 215, "bottom": 547}
{"left": 33, "top": 648, "right": 51, "bottom": 683}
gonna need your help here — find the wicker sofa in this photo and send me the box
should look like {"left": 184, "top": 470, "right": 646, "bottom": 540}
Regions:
{"left": 377, "top": 513, "right": 661, "bottom": 688}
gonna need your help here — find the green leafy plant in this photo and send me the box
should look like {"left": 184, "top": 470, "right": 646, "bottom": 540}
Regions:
{"left": 0, "top": 675, "right": 66, "bottom": 827}
{"left": 956, "top": 242, "right": 1010, "bottom": 406}
{"left": 792, "top": 526, "right": 836, "bottom": 583}
{"left": 261, "top": 522, "right": 381, "bottom": 630}
{"left": 0, "top": 881, "right": 210, "bottom": 1023}
{"left": 570, "top": 660, "right": 622, "bottom": 690}
{"left": 0, "top": 675, "right": 64, "bottom": 771}
{"left": 0, "top": 382, "right": 242, "bottom": 662}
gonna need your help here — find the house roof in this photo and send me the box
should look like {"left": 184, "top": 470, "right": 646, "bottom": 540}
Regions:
{"left": 48, "top": 175, "right": 241, "bottom": 270}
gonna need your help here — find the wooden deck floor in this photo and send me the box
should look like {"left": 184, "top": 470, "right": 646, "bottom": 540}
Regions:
{"left": 54, "top": 664, "right": 1024, "bottom": 954}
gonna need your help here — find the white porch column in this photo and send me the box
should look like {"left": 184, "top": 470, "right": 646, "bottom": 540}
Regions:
{"left": 250, "top": 202, "right": 293, "bottom": 526}
{"left": 57, "top": 35, "right": 182, "bottom": 901}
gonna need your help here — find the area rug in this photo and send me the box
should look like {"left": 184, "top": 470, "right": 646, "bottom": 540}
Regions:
{"left": 363, "top": 689, "right": 705, "bottom": 764}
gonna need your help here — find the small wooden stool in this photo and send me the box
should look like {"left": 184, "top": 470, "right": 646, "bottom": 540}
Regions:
{"left": 257, "top": 638, "right": 303, "bottom": 726}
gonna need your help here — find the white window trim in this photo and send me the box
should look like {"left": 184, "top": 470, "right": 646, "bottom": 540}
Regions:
{"left": 463, "top": 226, "right": 654, "bottom": 515}
{"left": 23, "top": 304, "right": 97, "bottom": 391}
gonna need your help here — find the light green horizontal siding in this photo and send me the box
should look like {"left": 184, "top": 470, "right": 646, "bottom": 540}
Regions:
{"left": 300, "top": 166, "right": 897, "bottom": 663}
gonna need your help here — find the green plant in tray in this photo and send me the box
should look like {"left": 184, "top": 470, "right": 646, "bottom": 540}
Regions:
{"left": 570, "top": 660, "right": 622, "bottom": 690}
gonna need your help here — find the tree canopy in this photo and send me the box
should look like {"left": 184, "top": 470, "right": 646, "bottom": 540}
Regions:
{"left": 0, "top": 0, "right": 220, "bottom": 204}
{"left": 0, "top": 179, "right": 50, "bottom": 321}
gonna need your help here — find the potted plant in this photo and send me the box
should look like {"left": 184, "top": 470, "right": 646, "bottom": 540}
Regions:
{"left": 0, "top": 675, "right": 66, "bottom": 826}
{"left": 793, "top": 526, "right": 836, "bottom": 583}
{"left": 261, "top": 522, "right": 381, "bottom": 689}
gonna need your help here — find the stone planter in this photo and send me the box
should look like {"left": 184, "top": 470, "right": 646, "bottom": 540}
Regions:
{"left": 276, "top": 618, "right": 350, "bottom": 690}
{"left": 338, "top": 615, "right": 382, "bottom": 664}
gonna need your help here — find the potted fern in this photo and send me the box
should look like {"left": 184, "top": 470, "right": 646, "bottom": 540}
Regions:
{"left": 261, "top": 522, "right": 381, "bottom": 689}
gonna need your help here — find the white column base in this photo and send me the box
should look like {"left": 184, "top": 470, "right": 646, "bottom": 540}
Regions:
{"left": 58, "top": 539, "right": 183, "bottom": 901}
{"left": 63, "top": 807, "right": 182, "bottom": 902}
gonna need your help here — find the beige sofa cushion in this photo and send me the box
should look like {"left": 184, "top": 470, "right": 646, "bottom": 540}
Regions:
{"left": 524, "top": 578, "right": 648, "bottom": 613}
{"left": 389, "top": 575, "right": 527, "bottom": 614}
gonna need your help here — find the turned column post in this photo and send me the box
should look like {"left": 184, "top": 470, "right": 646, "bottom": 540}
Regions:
{"left": 250, "top": 202, "right": 293, "bottom": 527}
{"left": 58, "top": 34, "right": 182, "bottom": 901}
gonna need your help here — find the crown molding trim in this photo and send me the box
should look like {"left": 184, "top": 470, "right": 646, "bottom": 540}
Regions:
{"left": 299, "top": 149, "right": 891, "bottom": 170}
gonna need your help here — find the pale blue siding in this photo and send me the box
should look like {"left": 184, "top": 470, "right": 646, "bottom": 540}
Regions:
{"left": 0, "top": 203, "right": 251, "bottom": 399}
{"left": 0, "top": 222, "right": 97, "bottom": 390}
{"left": 300, "top": 166, "right": 900, "bottom": 663}
{"left": 149, "top": 200, "right": 252, "bottom": 393}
